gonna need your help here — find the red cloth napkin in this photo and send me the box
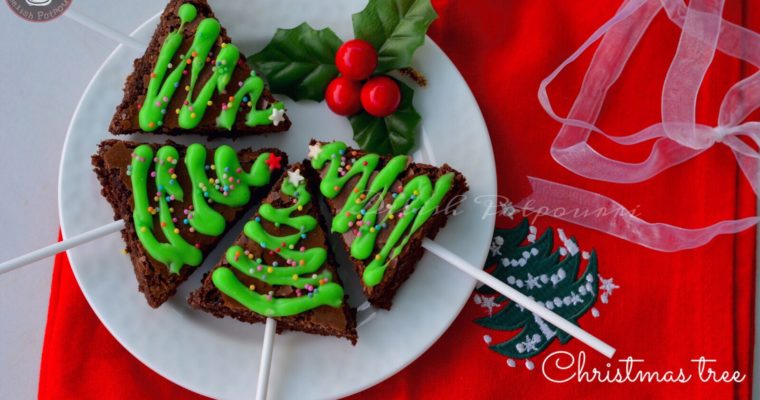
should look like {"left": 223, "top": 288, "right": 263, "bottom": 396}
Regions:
{"left": 40, "top": 0, "right": 756, "bottom": 398}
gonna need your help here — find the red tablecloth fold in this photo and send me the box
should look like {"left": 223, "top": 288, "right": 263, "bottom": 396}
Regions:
{"left": 40, "top": 0, "right": 756, "bottom": 398}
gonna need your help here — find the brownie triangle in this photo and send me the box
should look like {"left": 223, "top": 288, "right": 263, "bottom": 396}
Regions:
{"left": 306, "top": 140, "right": 469, "bottom": 310}
{"left": 189, "top": 163, "right": 358, "bottom": 343}
{"left": 110, "top": 0, "right": 290, "bottom": 137}
{"left": 92, "top": 140, "right": 287, "bottom": 307}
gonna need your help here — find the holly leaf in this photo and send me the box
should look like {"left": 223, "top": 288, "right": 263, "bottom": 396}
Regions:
{"left": 352, "top": 0, "right": 438, "bottom": 72}
{"left": 349, "top": 80, "right": 420, "bottom": 155}
{"left": 247, "top": 23, "right": 343, "bottom": 102}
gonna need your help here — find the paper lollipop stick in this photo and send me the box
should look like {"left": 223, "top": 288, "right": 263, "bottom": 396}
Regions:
{"left": 0, "top": 220, "right": 125, "bottom": 275}
{"left": 0, "top": 219, "right": 616, "bottom": 358}
{"left": 255, "top": 318, "right": 277, "bottom": 400}
{"left": 422, "top": 238, "right": 616, "bottom": 358}
{"left": 63, "top": 10, "right": 145, "bottom": 50}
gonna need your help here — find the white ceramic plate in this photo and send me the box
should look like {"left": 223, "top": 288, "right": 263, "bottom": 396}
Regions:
{"left": 58, "top": 1, "right": 496, "bottom": 398}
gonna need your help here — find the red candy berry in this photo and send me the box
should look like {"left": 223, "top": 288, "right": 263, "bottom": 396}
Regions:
{"left": 360, "top": 76, "right": 401, "bottom": 117}
{"left": 325, "top": 77, "right": 363, "bottom": 116}
{"left": 335, "top": 39, "right": 378, "bottom": 80}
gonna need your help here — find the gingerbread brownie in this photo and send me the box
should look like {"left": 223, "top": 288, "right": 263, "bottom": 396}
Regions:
{"left": 109, "top": 0, "right": 291, "bottom": 137}
{"left": 92, "top": 140, "right": 287, "bottom": 307}
{"left": 307, "top": 140, "right": 468, "bottom": 309}
{"left": 189, "top": 163, "right": 357, "bottom": 343}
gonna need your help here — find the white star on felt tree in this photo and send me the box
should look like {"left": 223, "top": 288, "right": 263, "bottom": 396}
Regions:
{"left": 499, "top": 200, "right": 517, "bottom": 219}
{"left": 600, "top": 276, "right": 619, "bottom": 295}
{"left": 307, "top": 143, "right": 322, "bottom": 159}
{"left": 599, "top": 275, "right": 620, "bottom": 304}
{"left": 525, "top": 273, "right": 542, "bottom": 290}
{"left": 479, "top": 296, "right": 499, "bottom": 316}
{"left": 287, "top": 169, "right": 305, "bottom": 186}
{"left": 269, "top": 108, "right": 286, "bottom": 126}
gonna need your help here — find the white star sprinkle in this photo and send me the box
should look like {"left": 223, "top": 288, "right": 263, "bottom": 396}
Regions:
{"left": 307, "top": 143, "right": 322, "bottom": 159}
{"left": 268, "top": 107, "right": 286, "bottom": 126}
{"left": 287, "top": 169, "right": 305, "bottom": 186}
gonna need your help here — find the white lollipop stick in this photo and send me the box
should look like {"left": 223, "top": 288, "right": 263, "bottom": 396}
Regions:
{"left": 256, "top": 317, "right": 277, "bottom": 400}
{"left": 63, "top": 10, "right": 146, "bottom": 50}
{"left": 0, "top": 220, "right": 615, "bottom": 359}
{"left": 0, "top": 220, "right": 125, "bottom": 275}
{"left": 422, "top": 238, "right": 616, "bottom": 359}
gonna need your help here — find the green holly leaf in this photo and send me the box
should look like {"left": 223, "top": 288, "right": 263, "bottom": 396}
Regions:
{"left": 247, "top": 23, "right": 343, "bottom": 102}
{"left": 352, "top": 0, "right": 438, "bottom": 72}
{"left": 349, "top": 80, "right": 420, "bottom": 155}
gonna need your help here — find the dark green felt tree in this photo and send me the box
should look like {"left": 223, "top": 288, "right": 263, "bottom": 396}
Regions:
{"left": 476, "top": 219, "right": 598, "bottom": 359}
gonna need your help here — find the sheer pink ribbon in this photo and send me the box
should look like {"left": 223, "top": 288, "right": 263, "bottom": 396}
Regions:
{"left": 518, "top": 0, "right": 760, "bottom": 251}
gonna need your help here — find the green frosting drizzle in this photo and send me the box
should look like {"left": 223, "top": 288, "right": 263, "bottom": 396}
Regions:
{"left": 139, "top": 3, "right": 284, "bottom": 132}
{"left": 184, "top": 144, "right": 273, "bottom": 236}
{"left": 128, "top": 143, "right": 277, "bottom": 274}
{"left": 212, "top": 171, "right": 345, "bottom": 317}
{"left": 311, "top": 141, "right": 455, "bottom": 287}
{"left": 177, "top": 3, "right": 197, "bottom": 22}
{"left": 130, "top": 144, "right": 201, "bottom": 274}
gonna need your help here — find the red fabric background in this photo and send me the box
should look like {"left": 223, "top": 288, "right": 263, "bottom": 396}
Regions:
{"left": 40, "top": 0, "right": 757, "bottom": 398}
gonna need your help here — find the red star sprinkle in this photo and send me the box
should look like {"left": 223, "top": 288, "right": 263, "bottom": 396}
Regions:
{"left": 266, "top": 154, "right": 282, "bottom": 171}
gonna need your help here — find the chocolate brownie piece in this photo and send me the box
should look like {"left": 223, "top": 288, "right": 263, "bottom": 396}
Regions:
{"left": 109, "top": 0, "right": 291, "bottom": 137}
{"left": 307, "top": 141, "right": 469, "bottom": 310}
{"left": 92, "top": 140, "right": 287, "bottom": 307}
{"left": 189, "top": 163, "right": 358, "bottom": 343}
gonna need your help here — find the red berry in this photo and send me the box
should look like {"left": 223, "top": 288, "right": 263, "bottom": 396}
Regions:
{"left": 336, "top": 39, "right": 378, "bottom": 80}
{"left": 360, "top": 76, "right": 401, "bottom": 117}
{"left": 325, "top": 77, "right": 363, "bottom": 116}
